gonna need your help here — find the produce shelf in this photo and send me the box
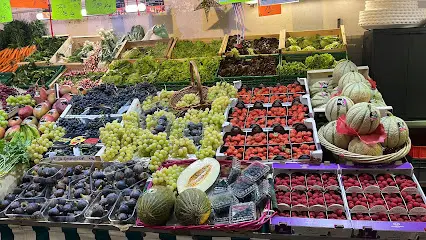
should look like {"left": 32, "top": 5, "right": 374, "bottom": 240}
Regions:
{"left": 114, "top": 38, "right": 175, "bottom": 60}
{"left": 17, "top": 35, "right": 69, "bottom": 67}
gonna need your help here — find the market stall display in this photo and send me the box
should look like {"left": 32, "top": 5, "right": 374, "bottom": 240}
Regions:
{"left": 115, "top": 38, "right": 174, "bottom": 60}
{"left": 50, "top": 36, "right": 102, "bottom": 65}
{"left": 223, "top": 34, "right": 284, "bottom": 56}
{"left": 168, "top": 38, "right": 225, "bottom": 59}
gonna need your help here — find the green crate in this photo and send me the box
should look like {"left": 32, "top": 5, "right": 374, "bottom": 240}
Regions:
{"left": 282, "top": 51, "right": 347, "bottom": 62}
{"left": 153, "top": 80, "right": 221, "bottom": 91}
{"left": 6, "top": 65, "right": 65, "bottom": 89}
{"left": 0, "top": 73, "right": 13, "bottom": 84}
{"left": 215, "top": 54, "right": 280, "bottom": 81}
{"left": 224, "top": 75, "right": 303, "bottom": 88}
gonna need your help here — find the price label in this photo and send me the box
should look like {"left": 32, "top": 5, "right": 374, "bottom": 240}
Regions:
{"left": 51, "top": 0, "right": 82, "bottom": 20}
{"left": 0, "top": 0, "right": 13, "bottom": 23}
{"left": 86, "top": 0, "right": 116, "bottom": 15}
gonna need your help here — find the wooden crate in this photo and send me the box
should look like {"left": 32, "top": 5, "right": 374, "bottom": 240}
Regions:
{"left": 17, "top": 34, "right": 69, "bottom": 67}
{"left": 221, "top": 31, "right": 286, "bottom": 55}
{"left": 49, "top": 35, "right": 102, "bottom": 66}
{"left": 167, "top": 37, "right": 227, "bottom": 60}
{"left": 282, "top": 25, "right": 347, "bottom": 55}
{"left": 114, "top": 38, "right": 175, "bottom": 60}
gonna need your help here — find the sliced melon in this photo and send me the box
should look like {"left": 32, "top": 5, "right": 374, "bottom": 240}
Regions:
{"left": 177, "top": 158, "right": 220, "bottom": 194}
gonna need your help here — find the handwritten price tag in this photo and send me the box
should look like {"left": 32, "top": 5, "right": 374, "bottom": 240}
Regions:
{"left": 258, "top": 4, "right": 281, "bottom": 16}
{"left": 86, "top": 0, "right": 116, "bottom": 15}
{"left": 51, "top": 0, "right": 82, "bottom": 20}
{"left": 0, "top": 0, "right": 13, "bottom": 23}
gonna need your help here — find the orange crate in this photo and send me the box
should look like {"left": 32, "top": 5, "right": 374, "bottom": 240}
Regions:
{"left": 409, "top": 146, "right": 426, "bottom": 159}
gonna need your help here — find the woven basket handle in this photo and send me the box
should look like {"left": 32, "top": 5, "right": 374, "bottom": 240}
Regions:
{"left": 189, "top": 61, "right": 204, "bottom": 104}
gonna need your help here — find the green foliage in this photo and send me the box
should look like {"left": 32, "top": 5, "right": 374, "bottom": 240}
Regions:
{"left": 122, "top": 48, "right": 142, "bottom": 59}
{"left": 134, "top": 56, "right": 159, "bottom": 76}
{"left": 0, "top": 20, "right": 46, "bottom": 49}
{"left": 305, "top": 53, "right": 335, "bottom": 70}
{"left": 277, "top": 61, "right": 307, "bottom": 76}
{"left": 302, "top": 46, "right": 316, "bottom": 51}
{"left": 126, "top": 25, "right": 145, "bottom": 41}
{"left": 172, "top": 40, "right": 221, "bottom": 59}
{"left": 285, "top": 35, "right": 342, "bottom": 51}
{"left": 66, "top": 41, "right": 94, "bottom": 63}
{"left": 157, "top": 57, "right": 220, "bottom": 82}
{"left": 121, "top": 42, "right": 168, "bottom": 59}
{"left": 25, "top": 37, "right": 67, "bottom": 62}
{"left": 13, "top": 63, "right": 57, "bottom": 87}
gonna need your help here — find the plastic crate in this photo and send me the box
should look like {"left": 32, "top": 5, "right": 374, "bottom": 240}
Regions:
{"left": 0, "top": 73, "right": 13, "bottom": 84}
{"left": 409, "top": 146, "right": 426, "bottom": 159}
{"left": 6, "top": 65, "right": 65, "bottom": 88}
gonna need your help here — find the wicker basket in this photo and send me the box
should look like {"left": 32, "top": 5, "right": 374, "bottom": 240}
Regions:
{"left": 318, "top": 126, "right": 411, "bottom": 164}
{"left": 170, "top": 61, "right": 210, "bottom": 113}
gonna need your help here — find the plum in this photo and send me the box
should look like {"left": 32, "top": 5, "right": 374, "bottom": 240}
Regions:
{"left": 25, "top": 203, "right": 39, "bottom": 215}
{"left": 56, "top": 181, "right": 67, "bottom": 190}
{"left": 115, "top": 172, "right": 124, "bottom": 181}
{"left": 94, "top": 179, "right": 104, "bottom": 189}
{"left": 24, "top": 191, "right": 35, "bottom": 198}
{"left": 124, "top": 168, "right": 134, "bottom": 178}
{"left": 106, "top": 193, "right": 118, "bottom": 205}
{"left": 119, "top": 204, "right": 130, "bottom": 214}
{"left": 126, "top": 199, "right": 137, "bottom": 208}
{"left": 63, "top": 204, "right": 73, "bottom": 213}
{"left": 116, "top": 180, "right": 127, "bottom": 190}
{"left": 118, "top": 213, "right": 128, "bottom": 221}
{"left": 58, "top": 198, "right": 67, "bottom": 205}
{"left": 122, "top": 189, "right": 132, "bottom": 196}
{"left": 48, "top": 207, "right": 60, "bottom": 216}
{"left": 64, "top": 167, "right": 74, "bottom": 176}
{"left": 125, "top": 178, "right": 136, "bottom": 187}
{"left": 133, "top": 163, "right": 144, "bottom": 175}
{"left": 0, "top": 200, "right": 10, "bottom": 210}
{"left": 130, "top": 190, "right": 140, "bottom": 199}
{"left": 92, "top": 170, "right": 105, "bottom": 179}
{"left": 13, "top": 207, "right": 24, "bottom": 214}
{"left": 5, "top": 194, "right": 16, "bottom": 202}
{"left": 74, "top": 165, "right": 84, "bottom": 175}
{"left": 77, "top": 200, "right": 87, "bottom": 210}
{"left": 54, "top": 189, "right": 65, "bottom": 197}
{"left": 99, "top": 198, "right": 108, "bottom": 206}
{"left": 74, "top": 188, "right": 84, "bottom": 198}
{"left": 91, "top": 204, "right": 104, "bottom": 217}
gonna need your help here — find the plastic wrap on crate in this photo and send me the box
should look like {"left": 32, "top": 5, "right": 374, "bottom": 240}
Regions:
{"left": 60, "top": 98, "right": 140, "bottom": 119}
{"left": 217, "top": 118, "right": 322, "bottom": 163}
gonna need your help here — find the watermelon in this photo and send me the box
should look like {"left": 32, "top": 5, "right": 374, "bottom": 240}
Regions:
{"left": 311, "top": 92, "right": 330, "bottom": 108}
{"left": 341, "top": 82, "right": 371, "bottom": 104}
{"left": 310, "top": 81, "right": 328, "bottom": 96}
{"left": 338, "top": 71, "right": 370, "bottom": 90}
{"left": 137, "top": 186, "right": 175, "bottom": 225}
{"left": 348, "top": 138, "right": 383, "bottom": 156}
{"left": 380, "top": 114, "right": 409, "bottom": 148}
{"left": 325, "top": 96, "right": 354, "bottom": 121}
{"left": 175, "top": 188, "right": 211, "bottom": 226}
{"left": 331, "top": 60, "right": 358, "bottom": 86}
{"left": 345, "top": 102, "right": 381, "bottom": 135}
{"left": 322, "top": 121, "right": 352, "bottom": 149}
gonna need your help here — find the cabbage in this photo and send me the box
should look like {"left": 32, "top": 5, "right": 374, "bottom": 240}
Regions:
{"left": 324, "top": 41, "right": 342, "bottom": 50}
{"left": 287, "top": 45, "right": 301, "bottom": 51}
{"left": 302, "top": 46, "right": 316, "bottom": 51}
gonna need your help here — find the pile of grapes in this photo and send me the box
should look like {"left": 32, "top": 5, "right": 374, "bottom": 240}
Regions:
{"left": 58, "top": 116, "right": 118, "bottom": 138}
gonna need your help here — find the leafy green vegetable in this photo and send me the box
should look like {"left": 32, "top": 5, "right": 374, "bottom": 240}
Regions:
{"left": 277, "top": 61, "right": 307, "bottom": 76}
{"left": 122, "top": 48, "right": 142, "bottom": 59}
{"left": 0, "top": 20, "right": 46, "bottom": 49}
{"left": 25, "top": 37, "right": 67, "bottom": 62}
{"left": 158, "top": 57, "right": 220, "bottom": 82}
{"left": 0, "top": 137, "right": 30, "bottom": 178}
{"left": 126, "top": 25, "right": 145, "bottom": 41}
{"left": 12, "top": 63, "right": 57, "bottom": 87}
{"left": 66, "top": 41, "right": 95, "bottom": 63}
{"left": 121, "top": 42, "right": 168, "bottom": 59}
{"left": 134, "top": 56, "right": 159, "bottom": 75}
{"left": 285, "top": 35, "right": 342, "bottom": 51}
{"left": 172, "top": 40, "right": 221, "bottom": 59}
{"left": 305, "top": 53, "right": 335, "bottom": 69}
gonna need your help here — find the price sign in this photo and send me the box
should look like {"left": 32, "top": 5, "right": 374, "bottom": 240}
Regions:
{"left": 219, "top": 0, "right": 250, "bottom": 5}
{"left": 51, "top": 0, "right": 82, "bottom": 20}
{"left": 258, "top": 4, "right": 281, "bottom": 16}
{"left": 0, "top": 0, "right": 12, "bottom": 23}
{"left": 259, "top": 0, "right": 295, "bottom": 6}
{"left": 86, "top": 0, "right": 117, "bottom": 15}
{"left": 146, "top": 0, "right": 166, "bottom": 13}
{"left": 10, "top": 0, "right": 48, "bottom": 8}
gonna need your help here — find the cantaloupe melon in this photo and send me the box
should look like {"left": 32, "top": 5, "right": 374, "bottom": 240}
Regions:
{"left": 327, "top": 79, "right": 337, "bottom": 92}
{"left": 177, "top": 158, "right": 220, "bottom": 194}
{"left": 348, "top": 138, "right": 383, "bottom": 156}
{"left": 322, "top": 121, "right": 352, "bottom": 149}
{"left": 311, "top": 92, "right": 330, "bottom": 108}
{"left": 329, "top": 87, "right": 339, "bottom": 96}
{"left": 174, "top": 188, "right": 211, "bottom": 225}
{"left": 310, "top": 81, "right": 328, "bottom": 96}
{"left": 331, "top": 60, "right": 358, "bottom": 86}
{"left": 325, "top": 96, "right": 354, "bottom": 121}
{"left": 137, "top": 186, "right": 175, "bottom": 225}
{"left": 338, "top": 71, "right": 370, "bottom": 90}
{"left": 345, "top": 102, "right": 381, "bottom": 135}
{"left": 341, "top": 82, "right": 371, "bottom": 104}
{"left": 380, "top": 114, "right": 409, "bottom": 148}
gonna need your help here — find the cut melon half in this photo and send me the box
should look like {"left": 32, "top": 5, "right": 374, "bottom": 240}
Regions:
{"left": 177, "top": 158, "right": 220, "bottom": 194}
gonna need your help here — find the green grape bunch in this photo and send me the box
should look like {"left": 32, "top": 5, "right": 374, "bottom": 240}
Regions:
{"left": 176, "top": 93, "right": 200, "bottom": 108}
{"left": 152, "top": 164, "right": 185, "bottom": 193}
{"left": 6, "top": 94, "right": 36, "bottom": 107}
{"left": 169, "top": 136, "right": 196, "bottom": 159}
{"left": 207, "top": 82, "right": 237, "bottom": 101}
{"left": 28, "top": 123, "right": 66, "bottom": 163}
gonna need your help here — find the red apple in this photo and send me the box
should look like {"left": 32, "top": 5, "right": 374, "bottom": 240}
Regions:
{"left": 0, "top": 127, "right": 5, "bottom": 139}
{"left": 18, "top": 105, "right": 34, "bottom": 120}
{"left": 41, "top": 100, "right": 52, "bottom": 109}
{"left": 33, "top": 103, "right": 50, "bottom": 119}
{"left": 40, "top": 114, "right": 55, "bottom": 123}
{"left": 61, "top": 93, "right": 72, "bottom": 102}
{"left": 47, "top": 92, "right": 56, "bottom": 105}
{"left": 4, "top": 125, "right": 20, "bottom": 141}
{"left": 33, "top": 87, "right": 47, "bottom": 104}
{"left": 8, "top": 116, "right": 22, "bottom": 127}
{"left": 23, "top": 116, "right": 38, "bottom": 126}
{"left": 47, "top": 109, "right": 59, "bottom": 120}
{"left": 59, "top": 85, "right": 72, "bottom": 96}
{"left": 53, "top": 98, "right": 69, "bottom": 114}
{"left": 71, "top": 87, "right": 79, "bottom": 95}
